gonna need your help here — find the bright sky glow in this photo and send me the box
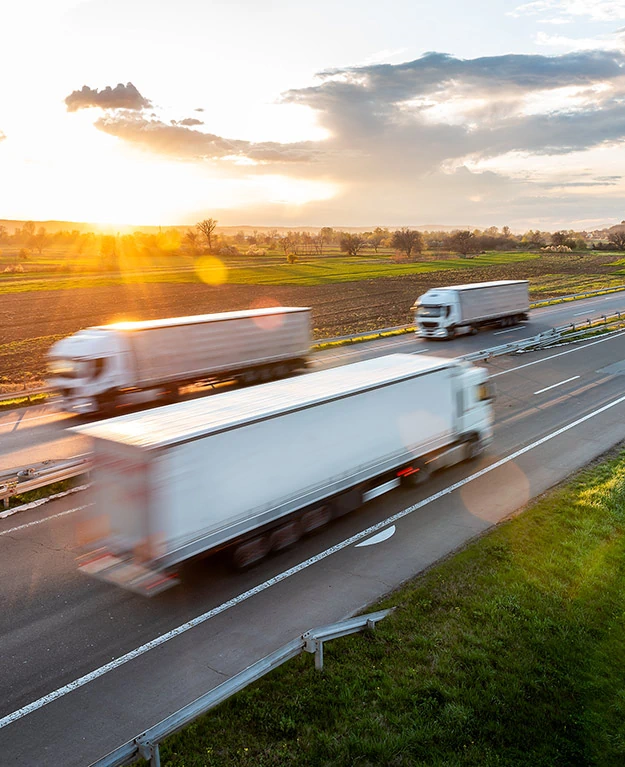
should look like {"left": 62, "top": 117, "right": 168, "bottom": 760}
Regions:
{"left": 1, "top": 0, "right": 625, "bottom": 229}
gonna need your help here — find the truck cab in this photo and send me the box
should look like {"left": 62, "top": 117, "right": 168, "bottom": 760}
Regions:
{"left": 414, "top": 288, "right": 460, "bottom": 339}
{"left": 47, "top": 330, "right": 129, "bottom": 414}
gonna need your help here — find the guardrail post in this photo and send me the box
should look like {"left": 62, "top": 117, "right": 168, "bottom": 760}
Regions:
{"left": 137, "top": 738, "right": 161, "bottom": 767}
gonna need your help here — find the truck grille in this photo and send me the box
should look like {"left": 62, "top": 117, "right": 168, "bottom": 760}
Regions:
{"left": 421, "top": 321, "right": 438, "bottom": 329}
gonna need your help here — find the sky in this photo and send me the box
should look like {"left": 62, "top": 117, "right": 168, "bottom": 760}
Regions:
{"left": 1, "top": 0, "right": 625, "bottom": 230}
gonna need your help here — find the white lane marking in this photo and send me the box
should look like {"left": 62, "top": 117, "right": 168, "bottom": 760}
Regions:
{"left": 0, "top": 411, "right": 61, "bottom": 428}
{"left": 534, "top": 376, "right": 581, "bottom": 395}
{"left": 0, "top": 505, "right": 91, "bottom": 536}
{"left": 491, "top": 329, "right": 625, "bottom": 378}
{"left": 0, "top": 486, "right": 90, "bottom": 520}
{"left": 3, "top": 391, "right": 625, "bottom": 729}
{"left": 573, "top": 311, "right": 590, "bottom": 316}
{"left": 493, "top": 327, "right": 520, "bottom": 336}
{"left": 355, "top": 525, "right": 396, "bottom": 547}
{"left": 410, "top": 348, "right": 430, "bottom": 355}
{"left": 315, "top": 336, "right": 418, "bottom": 363}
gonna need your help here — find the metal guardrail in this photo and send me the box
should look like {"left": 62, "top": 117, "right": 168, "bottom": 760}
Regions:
{"left": 0, "top": 456, "right": 92, "bottom": 509}
{"left": 90, "top": 608, "right": 393, "bottom": 767}
{"left": 459, "top": 311, "right": 625, "bottom": 364}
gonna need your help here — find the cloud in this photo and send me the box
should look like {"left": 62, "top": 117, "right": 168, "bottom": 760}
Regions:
{"left": 511, "top": 0, "right": 625, "bottom": 22}
{"left": 94, "top": 114, "right": 322, "bottom": 164}
{"left": 77, "top": 49, "right": 625, "bottom": 226}
{"left": 65, "top": 82, "right": 152, "bottom": 112}
{"left": 535, "top": 28, "right": 625, "bottom": 49}
{"left": 177, "top": 117, "right": 204, "bottom": 126}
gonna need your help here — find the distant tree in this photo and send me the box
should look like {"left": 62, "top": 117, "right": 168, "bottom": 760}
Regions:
{"left": 449, "top": 230, "right": 479, "bottom": 257}
{"left": 22, "top": 221, "right": 36, "bottom": 241}
{"left": 551, "top": 230, "right": 575, "bottom": 249}
{"left": 368, "top": 227, "right": 389, "bottom": 253}
{"left": 522, "top": 230, "right": 546, "bottom": 249}
{"left": 391, "top": 228, "right": 423, "bottom": 258}
{"left": 502, "top": 225, "right": 511, "bottom": 238}
{"left": 196, "top": 218, "right": 218, "bottom": 251}
{"left": 31, "top": 227, "right": 49, "bottom": 255}
{"left": 608, "top": 230, "right": 625, "bottom": 251}
{"left": 320, "top": 227, "right": 335, "bottom": 248}
{"left": 184, "top": 229, "right": 199, "bottom": 253}
{"left": 279, "top": 235, "right": 296, "bottom": 260}
{"left": 0, "top": 225, "right": 7, "bottom": 243}
{"left": 339, "top": 233, "right": 366, "bottom": 256}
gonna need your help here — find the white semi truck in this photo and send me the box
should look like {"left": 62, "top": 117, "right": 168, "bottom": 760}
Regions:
{"left": 47, "top": 307, "right": 311, "bottom": 414}
{"left": 413, "top": 280, "right": 530, "bottom": 339}
{"left": 73, "top": 353, "right": 495, "bottom": 595}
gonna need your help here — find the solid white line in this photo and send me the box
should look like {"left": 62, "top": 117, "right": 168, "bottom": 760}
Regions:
{"left": 534, "top": 376, "right": 580, "bottom": 395}
{"left": 493, "top": 327, "right": 520, "bottom": 335}
{"left": 0, "top": 505, "right": 91, "bottom": 536}
{"left": 491, "top": 329, "right": 625, "bottom": 378}
{"left": 3, "top": 391, "right": 625, "bottom": 729}
{"left": 573, "top": 311, "right": 590, "bottom": 316}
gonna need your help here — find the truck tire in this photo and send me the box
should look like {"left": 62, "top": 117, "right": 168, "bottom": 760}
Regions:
{"left": 95, "top": 393, "right": 117, "bottom": 416}
{"left": 446, "top": 327, "right": 456, "bottom": 340}
{"left": 268, "top": 520, "right": 301, "bottom": 552}
{"left": 466, "top": 437, "right": 484, "bottom": 460}
{"left": 232, "top": 536, "right": 270, "bottom": 569}
{"left": 300, "top": 505, "right": 332, "bottom": 534}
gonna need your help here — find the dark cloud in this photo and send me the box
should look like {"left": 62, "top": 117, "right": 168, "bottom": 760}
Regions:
{"left": 178, "top": 117, "right": 204, "bottom": 126}
{"left": 65, "top": 82, "right": 152, "bottom": 112}
{"left": 95, "top": 114, "right": 322, "bottom": 163}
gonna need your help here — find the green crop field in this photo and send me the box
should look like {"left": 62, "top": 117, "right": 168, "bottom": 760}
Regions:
{"left": 143, "top": 448, "right": 625, "bottom": 767}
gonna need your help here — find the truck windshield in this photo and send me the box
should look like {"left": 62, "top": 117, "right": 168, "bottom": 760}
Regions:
{"left": 48, "top": 358, "right": 94, "bottom": 379}
{"left": 417, "top": 305, "right": 443, "bottom": 318}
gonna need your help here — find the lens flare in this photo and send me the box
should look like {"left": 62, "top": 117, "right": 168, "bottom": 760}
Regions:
{"left": 195, "top": 256, "right": 227, "bottom": 286}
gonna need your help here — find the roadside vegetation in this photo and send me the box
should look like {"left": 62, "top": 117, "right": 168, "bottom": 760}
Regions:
{"left": 141, "top": 447, "right": 625, "bottom": 767}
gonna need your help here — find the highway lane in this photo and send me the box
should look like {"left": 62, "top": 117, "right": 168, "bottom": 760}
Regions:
{"left": 1, "top": 290, "right": 625, "bottom": 474}
{"left": 2, "top": 329, "right": 625, "bottom": 764}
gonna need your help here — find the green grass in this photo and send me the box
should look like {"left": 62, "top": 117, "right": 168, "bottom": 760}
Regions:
{"left": 0, "top": 392, "right": 50, "bottom": 412}
{"left": 144, "top": 449, "right": 625, "bottom": 767}
{"left": 4, "top": 478, "right": 79, "bottom": 509}
{"left": 0, "top": 252, "right": 541, "bottom": 293}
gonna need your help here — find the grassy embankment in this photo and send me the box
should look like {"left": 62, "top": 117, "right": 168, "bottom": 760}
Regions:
{"left": 141, "top": 448, "right": 625, "bottom": 767}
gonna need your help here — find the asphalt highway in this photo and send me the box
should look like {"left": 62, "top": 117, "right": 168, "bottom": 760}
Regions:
{"left": 1, "top": 290, "right": 624, "bottom": 474}
{"left": 2, "top": 316, "right": 625, "bottom": 764}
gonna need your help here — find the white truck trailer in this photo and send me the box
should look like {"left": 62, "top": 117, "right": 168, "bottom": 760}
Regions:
{"left": 413, "top": 280, "right": 530, "bottom": 339}
{"left": 73, "top": 353, "right": 495, "bottom": 595}
{"left": 47, "top": 307, "right": 311, "bottom": 414}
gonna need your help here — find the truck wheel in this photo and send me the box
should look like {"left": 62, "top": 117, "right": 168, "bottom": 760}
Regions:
{"left": 447, "top": 327, "right": 456, "bottom": 340}
{"left": 469, "top": 325, "right": 478, "bottom": 335}
{"left": 95, "top": 393, "right": 117, "bottom": 416}
{"left": 301, "top": 505, "right": 332, "bottom": 534}
{"left": 240, "top": 369, "right": 259, "bottom": 386}
{"left": 232, "top": 536, "right": 269, "bottom": 569}
{"left": 268, "top": 520, "right": 301, "bottom": 552}
{"left": 467, "top": 438, "right": 484, "bottom": 460}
